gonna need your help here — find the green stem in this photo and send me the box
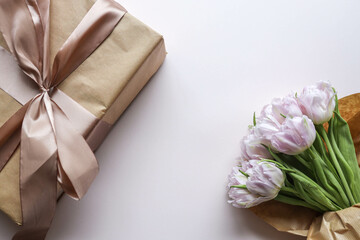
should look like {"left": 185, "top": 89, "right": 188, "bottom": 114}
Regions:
{"left": 260, "top": 159, "right": 296, "bottom": 173}
{"left": 292, "top": 178, "right": 329, "bottom": 211}
{"left": 291, "top": 173, "right": 340, "bottom": 211}
{"left": 275, "top": 194, "right": 323, "bottom": 212}
{"left": 323, "top": 167, "right": 349, "bottom": 207}
{"left": 307, "top": 146, "right": 345, "bottom": 207}
{"left": 329, "top": 122, "right": 360, "bottom": 203}
{"left": 294, "top": 154, "right": 312, "bottom": 171}
{"left": 317, "top": 125, "right": 356, "bottom": 205}
{"left": 315, "top": 132, "right": 339, "bottom": 180}
{"left": 331, "top": 138, "right": 359, "bottom": 201}
{"left": 280, "top": 186, "right": 299, "bottom": 197}
{"left": 267, "top": 147, "right": 341, "bottom": 210}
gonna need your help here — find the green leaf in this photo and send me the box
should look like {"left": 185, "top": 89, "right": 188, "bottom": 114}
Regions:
{"left": 275, "top": 194, "right": 322, "bottom": 212}
{"left": 333, "top": 88, "right": 339, "bottom": 113}
{"left": 292, "top": 173, "right": 340, "bottom": 211}
{"left": 331, "top": 111, "right": 360, "bottom": 202}
{"left": 230, "top": 185, "right": 247, "bottom": 189}
{"left": 332, "top": 111, "right": 357, "bottom": 170}
{"left": 238, "top": 169, "right": 249, "bottom": 177}
{"left": 312, "top": 132, "right": 339, "bottom": 181}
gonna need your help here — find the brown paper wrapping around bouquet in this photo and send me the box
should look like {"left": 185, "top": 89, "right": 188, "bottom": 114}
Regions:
{"left": 0, "top": 0, "right": 166, "bottom": 225}
{"left": 250, "top": 93, "right": 360, "bottom": 239}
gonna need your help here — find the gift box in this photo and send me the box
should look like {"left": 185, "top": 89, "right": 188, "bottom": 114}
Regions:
{"left": 250, "top": 93, "right": 360, "bottom": 240}
{"left": 0, "top": 0, "right": 165, "bottom": 238}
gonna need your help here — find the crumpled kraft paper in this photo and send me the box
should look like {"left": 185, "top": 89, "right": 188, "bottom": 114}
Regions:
{"left": 250, "top": 93, "right": 360, "bottom": 240}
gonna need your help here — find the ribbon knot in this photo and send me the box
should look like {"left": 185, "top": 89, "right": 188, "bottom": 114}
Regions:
{"left": 40, "top": 86, "right": 50, "bottom": 93}
{"left": 0, "top": 0, "right": 126, "bottom": 239}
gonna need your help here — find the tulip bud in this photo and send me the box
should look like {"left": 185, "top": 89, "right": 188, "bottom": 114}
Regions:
{"left": 228, "top": 161, "right": 284, "bottom": 208}
{"left": 271, "top": 115, "right": 316, "bottom": 155}
{"left": 297, "top": 81, "right": 336, "bottom": 124}
{"left": 254, "top": 104, "right": 281, "bottom": 146}
{"left": 227, "top": 166, "right": 259, "bottom": 208}
{"left": 271, "top": 94, "right": 303, "bottom": 123}
{"left": 246, "top": 161, "right": 284, "bottom": 197}
{"left": 240, "top": 128, "right": 272, "bottom": 161}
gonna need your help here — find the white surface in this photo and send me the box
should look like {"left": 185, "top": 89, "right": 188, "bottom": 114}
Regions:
{"left": 2, "top": 0, "right": 360, "bottom": 239}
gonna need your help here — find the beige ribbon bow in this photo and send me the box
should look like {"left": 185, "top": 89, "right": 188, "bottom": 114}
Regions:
{"left": 0, "top": 0, "right": 126, "bottom": 239}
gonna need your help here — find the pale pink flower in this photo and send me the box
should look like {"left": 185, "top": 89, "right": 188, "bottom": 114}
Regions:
{"left": 227, "top": 166, "right": 259, "bottom": 208}
{"left": 297, "top": 81, "right": 336, "bottom": 124}
{"left": 228, "top": 161, "right": 284, "bottom": 208}
{"left": 271, "top": 115, "right": 316, "bottom": 155}
{"left": 254, "top": 104, "right": 281, "bottom": 146}
{"left": 271, "top": 94, "right": 303, "bottom": 123}
{"left": 240, "top": 129, "right": 272, "bottom": 161}
{"left": 238, "top": 159, "right": 259, "bottom": 175}
{"left": 246, "top": 161, "right": 284, "bottom": 197}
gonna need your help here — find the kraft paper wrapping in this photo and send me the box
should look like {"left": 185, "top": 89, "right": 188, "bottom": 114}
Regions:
{"left": 250, "top": 93, "right": 360, "bottom": 239}
{"left": 0, "top": 0, "right": 166, "bottom": 225}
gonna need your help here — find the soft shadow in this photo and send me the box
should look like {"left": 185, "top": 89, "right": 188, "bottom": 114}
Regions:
{"left": 0, "top": 209, "right": 21, "bottom": 238}
{"left": 227, "top": 194, "right": 305, "bottom": 240}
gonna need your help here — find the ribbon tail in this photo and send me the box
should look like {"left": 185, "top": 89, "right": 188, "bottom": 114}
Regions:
{"left": 13, "top": 95, "right": 58, "bottom": 240}
{"left": 52, "top": 100, "right": 98, "bottom": 200}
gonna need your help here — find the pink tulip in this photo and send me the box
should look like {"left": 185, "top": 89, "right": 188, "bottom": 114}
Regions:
{"left": 297, "top": 81, "right": 336, "bottom": 124}
{"left": 271, "top": 94, "right": 303, "bottom": 123}
{"left": 228, "top": 166, "right": 259, "bottom": 208}
{"left": 240, "top": 128, "right": 272, "bottom": 161}
{"left": 246, "top": 161, "right": 284, "bottom": 197}
{"left": 271, "top": 115, "right": 316, "bottom": 155}
{"left": 238, "top": 159, "right": 259, "bottom": 174}
{"left": 228, "top": 161, "right": 284, "bottom": 208}
{"left": 254, "top": 104, "right": 281, "bottom": 146}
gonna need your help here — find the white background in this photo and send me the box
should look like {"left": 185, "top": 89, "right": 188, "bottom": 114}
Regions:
{"left": 2, "top": 0, "right": 360, "bottom": 239}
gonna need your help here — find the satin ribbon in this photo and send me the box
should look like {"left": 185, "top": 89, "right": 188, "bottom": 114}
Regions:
{"left": 0, "top": 0, "right": 126, "bottom": 239}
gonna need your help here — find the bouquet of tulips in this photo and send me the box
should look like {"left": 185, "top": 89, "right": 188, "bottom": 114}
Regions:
{"left": 227, "top": 81, "right": 360, "bottom": 214}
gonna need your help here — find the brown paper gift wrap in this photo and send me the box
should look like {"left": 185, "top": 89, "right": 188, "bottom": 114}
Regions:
{"left": 250, "top": 93, "right": 360, "bottom": 240}
{"left": 0, "top": 0, "right": 166, "bottom": 225}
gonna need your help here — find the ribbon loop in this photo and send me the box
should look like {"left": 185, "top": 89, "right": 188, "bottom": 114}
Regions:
{"left": 53, "top": 101, "right": 99, "bottom": 200}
